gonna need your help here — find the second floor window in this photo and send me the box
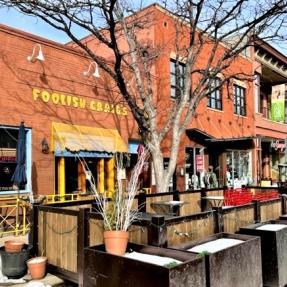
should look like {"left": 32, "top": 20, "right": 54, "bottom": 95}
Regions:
{"left": 234, "top": 85, "right": 246, "bottom": 116}
{"left": 207, "top": 78, "right": 222, "bottom": 110}
{"left": 170, "top": 59, "right": 186, "bottom": 99}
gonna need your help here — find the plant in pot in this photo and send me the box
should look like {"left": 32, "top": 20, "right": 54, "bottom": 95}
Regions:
{"left": 26, "top": 256, "right": 47, "bottom": 280}
{"left": 81, "top": 147, "right": 148, "bottom": 256}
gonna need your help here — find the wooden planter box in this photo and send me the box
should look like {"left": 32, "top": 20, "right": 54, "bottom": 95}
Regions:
{"left": 170, "top": 233, "right": 262, "bottom": 287}
{"left": 239, "top": 221, "right": 287, "bottom": 287}
{"left": 83, "top": 242, "right": 206, "bottom": 287}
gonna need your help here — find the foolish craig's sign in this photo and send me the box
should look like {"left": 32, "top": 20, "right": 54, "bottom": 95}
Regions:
{"left": 32, "top": 88, "right": 128, "bottom": 116}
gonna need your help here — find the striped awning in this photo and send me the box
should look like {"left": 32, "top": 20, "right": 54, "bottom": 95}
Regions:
{"left": 51, "top": 122, "right": 127, "bottom": 153}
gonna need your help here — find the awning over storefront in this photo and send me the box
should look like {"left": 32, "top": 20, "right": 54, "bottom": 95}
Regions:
{"left": 51, "top": 122, "right": 128, "bottom": 154}
{"left": 186, "top": 128, "right": 214, "bottom": 145}
{"left": 206, "top": 136, "right": 255, "bottom": 149}
{"left": 206, "top": 137, "right": 254, "bottom": 143}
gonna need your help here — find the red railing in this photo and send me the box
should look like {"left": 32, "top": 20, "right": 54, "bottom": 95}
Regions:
{"left": 224, "top": 189, "right": 279, "bottom": 206}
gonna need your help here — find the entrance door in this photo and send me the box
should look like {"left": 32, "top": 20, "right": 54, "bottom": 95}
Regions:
{"left": 185, "top": 147, "right": 202, "bottom": 190}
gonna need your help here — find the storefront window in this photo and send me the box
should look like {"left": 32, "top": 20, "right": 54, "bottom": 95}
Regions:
{"left": 0, "top": 126, "right": 31, "bottom": 193}
{"left": 271, "top": 151, "right": 286, "bottom": 181}
{"left": 185, "top": 147, "right": 202, "bottom": 190}
{"left": 226, "top": 150, "right": 252, "bottom": 187}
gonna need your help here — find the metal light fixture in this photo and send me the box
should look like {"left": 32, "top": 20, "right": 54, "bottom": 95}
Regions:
{"left": 41, "top": 138, "right": 49, "bottom": 154}
{"left": 27, "top": 44, "right": 45, "bottom": 62}
{"left": 83, "top": 61, "right": 100, "bottom": 78}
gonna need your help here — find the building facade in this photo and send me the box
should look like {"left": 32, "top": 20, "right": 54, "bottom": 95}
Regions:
{"left": 0, "top": 24, "right": 136, "bottom": 196}
{"left": 0, "top": 4, "right": 286, "bottom": 197}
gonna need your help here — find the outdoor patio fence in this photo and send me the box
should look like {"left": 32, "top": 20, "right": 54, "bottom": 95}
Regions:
{"left": 30, "top": 187, "right": 286, "bottom": 287}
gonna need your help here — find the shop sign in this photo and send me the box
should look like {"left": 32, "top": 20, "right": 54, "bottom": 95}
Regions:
{"left": 271, "top": 140, "right": 286, "bottom": 151}
{"left": 0, "top": 156, "right": 16, "bottom": 162}
{"left": 271, "top": 84, "right": 285, "bottom": 122}
{"left": 32, "top": 88, "right": 128, "bottom": 116}
{"left": 196, "top": 155, "right": 204, "bottom": 172}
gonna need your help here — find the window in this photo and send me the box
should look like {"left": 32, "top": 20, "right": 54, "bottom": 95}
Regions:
{"left": 254, "top": 74, "right": 260, "bottom": 113}
{"left": 0, "top": 126, "right": 31, "bottom": 193}
{"left": 234, "top": 85, "right": 246, "bottom": 116}
{"left": 170, "top": 59, "right": 186, "bottom": 98}
{"left": 207, "top": 78, "right": 222, "bottom": 110}
{"left": 226, "top": 150, "right": 252, "bottom": 187}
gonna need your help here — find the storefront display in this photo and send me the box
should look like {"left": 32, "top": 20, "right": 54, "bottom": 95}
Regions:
{"left": 226, "top": 150, "right": 252, "bottom": 188}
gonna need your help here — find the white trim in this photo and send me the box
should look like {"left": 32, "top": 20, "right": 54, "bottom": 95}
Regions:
{"left": 233, "top": 79, "right": 247, "bottom": 88}
{"left": 169, "top": 52, "right": 187, "bottom": 63}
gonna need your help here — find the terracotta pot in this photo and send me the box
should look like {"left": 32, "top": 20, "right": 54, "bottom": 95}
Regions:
{"left": 4, "top": 240, "right": 25, "bottom": 253}
{"left": 27, "top": 256, "right": 47, "bottom": 280}
{"left": 103, "top": 230, "right": 129, "bottom": 256}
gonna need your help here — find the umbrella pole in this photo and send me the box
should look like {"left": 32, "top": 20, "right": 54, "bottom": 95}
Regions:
{"left": 16, "top": 186, "right": 19, "bottom": 236}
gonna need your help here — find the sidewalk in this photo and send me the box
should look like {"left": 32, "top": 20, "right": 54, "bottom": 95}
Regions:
{"left": 0, "top": 235, "right": 65, "bottom": 286}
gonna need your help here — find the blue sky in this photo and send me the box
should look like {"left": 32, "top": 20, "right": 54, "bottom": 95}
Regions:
{"left": 0, "top": 4, "right": 286, "bottom": 55}
{"left": 0, "top": 7, "right": 85, "bottom": 43}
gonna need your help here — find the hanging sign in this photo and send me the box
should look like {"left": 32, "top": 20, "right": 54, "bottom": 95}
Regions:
{"left": 271, "top": 84, "right": 285, "bottom": 122}
{"left": 196, "top": 155, "right": 204, "bottom": 172}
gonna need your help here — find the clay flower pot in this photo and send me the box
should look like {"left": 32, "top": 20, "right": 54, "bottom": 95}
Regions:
{"left": 4, "top": 240, "right": 25, "bottom": 253}
{"left": 27, "top": 256, "right": 47, "bottom": 280}
{"left": 103, "top": 230, "right": 129, "bottom": 256}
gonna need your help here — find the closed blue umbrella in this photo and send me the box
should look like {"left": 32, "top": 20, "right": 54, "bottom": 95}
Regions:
{"left": 11, "top": 121, "right": 27, "bottom": 189}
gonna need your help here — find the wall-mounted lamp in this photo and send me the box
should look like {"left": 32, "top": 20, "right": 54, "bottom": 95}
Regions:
{"left": 83, "top": 61, "right": 100, "bottom": 78}
{"left": 27, "top": 44, "right": 45, "bottom": 62}
{"left": 41, "top": 138, "right": 49, "bottom": 154}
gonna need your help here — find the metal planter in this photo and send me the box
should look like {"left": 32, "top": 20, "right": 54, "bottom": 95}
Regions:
{"left": 170, "top": 233, "right": 262, "bottom": 287}
{"left": 239, "top": 221, "right": 287, "bottom": 287}
{"left": 83, "top": 242, "right": 206, "bottom": 287}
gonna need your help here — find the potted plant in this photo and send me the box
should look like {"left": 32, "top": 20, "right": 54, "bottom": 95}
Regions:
{"left": 4, "top": 240, "right": 25, "bottom": 253}
{"left": 0, "top": 244, "right": 32, "bottom": 279}
{"left": 27, "top": 256, "right": 47, "bottom": 280}
{"left": 82, "top": 147, "right": 148, "bottom": 256}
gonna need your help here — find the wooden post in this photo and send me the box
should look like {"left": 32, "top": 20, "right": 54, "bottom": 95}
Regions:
{"left": 58, "top": 157, "right": 65, "bottom": 201}
{"left": 148, "top": 216, "right": 167, "bottom": 247}
{"left": 213, "top": 207, "right": 224, "bottom": 233}
{"left": 173, "top": 190, "right": 180, "bottom": 216}
{"left": 173, "top": 190, "right": 180, "bottom": 201}
{"left": 253, "top": 200, "right": 261, "bottom": 223}
{"left": 138, "top": 191, "right": 147, "bottom": 212}
{"left": 78, "top": 161, "right": 86, "bottom": 193}
{"left": 28, "top": 203, "right": 39, "bottom": 257}
{"left": 77, "top": 208, "right": 89, "bottom": 287}
{"left": 106, "top": 157, "right": 115, "bottom": 197}
{"left": 281, "top": 195, "right": 287, "bottom": 215}
{"left": 201, "top": 189, "right": 207, "bottom": 212}
{"left": 97, "top": 159, "right": 105, "bottom": 194}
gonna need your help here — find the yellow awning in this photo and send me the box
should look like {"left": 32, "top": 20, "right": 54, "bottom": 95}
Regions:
{"left": 51, "top": 122, "right": 127, "bottom": 153}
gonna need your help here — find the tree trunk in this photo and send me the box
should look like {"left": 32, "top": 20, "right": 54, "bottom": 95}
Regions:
{"left": 149, "top": 145, "right": 170, "bottom": 194}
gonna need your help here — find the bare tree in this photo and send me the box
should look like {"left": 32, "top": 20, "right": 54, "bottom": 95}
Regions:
{"left": 1, "top": 0, "right": 286, "bottom": 193}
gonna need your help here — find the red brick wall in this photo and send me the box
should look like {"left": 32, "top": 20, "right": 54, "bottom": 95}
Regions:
{"left": 0, "top": 25, "right": 136, "bottom": 195}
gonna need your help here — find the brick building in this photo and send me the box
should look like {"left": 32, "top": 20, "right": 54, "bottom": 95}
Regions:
{"left": 0, "top": 4, "right": 286, "bottom": 197}
{"left": 0, "top": 24, "right": 136, "bottom": 196}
